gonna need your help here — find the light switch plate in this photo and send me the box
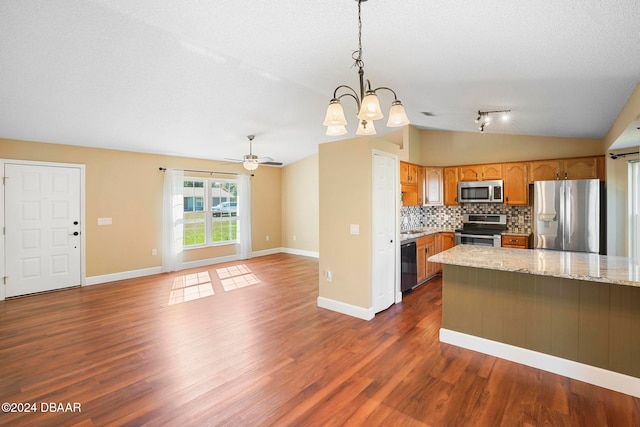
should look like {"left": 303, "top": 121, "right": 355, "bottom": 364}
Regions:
{"left": 97, "top": 217, "right": 112, "bottom": 225}
{"left": 350, "top": 224, "right": 360, "bottom": 235}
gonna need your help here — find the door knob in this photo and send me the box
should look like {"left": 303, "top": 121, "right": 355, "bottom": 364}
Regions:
{"left": 70, "top": 231, "right": 79, "bottom": 236}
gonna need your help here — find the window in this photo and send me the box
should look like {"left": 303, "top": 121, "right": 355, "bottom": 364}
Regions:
{"left": 183, "top": 177, "right": 238, "bottom": 247}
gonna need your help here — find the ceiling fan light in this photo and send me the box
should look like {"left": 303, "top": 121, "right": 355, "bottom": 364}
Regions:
{"left": 387, "top": 101, "right": 410, "bottom": 127}
{"left": 356, "top": 119, "right": 377, "bottom": 136}
{"left": 326, "top": 125, "right": 348, "bottom": 136}
{"left": 357, "top": 91, "right": 384, "bottom": 120}
{"left": 323, "top": 99, "right": 348, "bottom": 126}
{"left": 243, "top": 159, "right": 259, "bottom": 171}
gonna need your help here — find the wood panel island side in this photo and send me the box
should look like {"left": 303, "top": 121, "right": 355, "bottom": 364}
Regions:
{"left": 428, "top": 244, "right": 640, "bottom": 398}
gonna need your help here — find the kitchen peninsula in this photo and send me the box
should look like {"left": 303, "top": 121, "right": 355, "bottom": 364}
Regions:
{"left": 428, "top": 245, "right": 640, "bottom": 398}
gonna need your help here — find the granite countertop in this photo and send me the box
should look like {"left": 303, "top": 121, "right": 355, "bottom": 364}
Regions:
{"left": 428, "top": 244, "right": 640, "bottom": 288}
{"left": 400, "top": 227, "right": 456, "bottom": 243}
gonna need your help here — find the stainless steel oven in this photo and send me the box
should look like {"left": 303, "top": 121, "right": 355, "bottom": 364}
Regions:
{"left": 455, "top": 214, "right": 506, "bottom": 247}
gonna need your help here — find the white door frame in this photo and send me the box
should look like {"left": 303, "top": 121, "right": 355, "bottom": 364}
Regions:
{"left": 371, "top": 150, "right": 400, "bottom": 312}
{"left": 0, "top": 159, "right": 86, "bottom": 301}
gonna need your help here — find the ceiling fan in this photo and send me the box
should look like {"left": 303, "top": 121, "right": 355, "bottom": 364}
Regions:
{"left": 225, "top": 135, "right": 283, "bottom": 171}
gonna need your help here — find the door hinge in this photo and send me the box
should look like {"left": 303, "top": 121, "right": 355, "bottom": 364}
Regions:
{"left": 2, "top": 176, "right": 6, "bottom": 185}
{"left": 3, "top": 276, "right": 6, "bottom": 285}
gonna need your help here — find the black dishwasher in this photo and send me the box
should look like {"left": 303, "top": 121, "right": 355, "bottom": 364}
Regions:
{"left": 401, "top": 241, "right": 417, "bottom": 292}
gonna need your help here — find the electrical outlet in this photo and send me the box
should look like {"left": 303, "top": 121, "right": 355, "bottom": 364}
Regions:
{"left": 293, "top": 235, "right": 297, "bottom": 241}
{"left": 151, "top": 248, "right": 157, "bottom": 256}
{"left": 266, "top": 235, "right": 270, "bottom": 241}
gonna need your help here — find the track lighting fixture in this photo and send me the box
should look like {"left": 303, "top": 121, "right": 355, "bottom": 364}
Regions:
{"left": 475, "top": 109, "right": 510, "bottom": 132}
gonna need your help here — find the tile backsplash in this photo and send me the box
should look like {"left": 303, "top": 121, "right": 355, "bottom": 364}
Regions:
{"left": 401, "top": 203, "right": 532, "bottom": 234}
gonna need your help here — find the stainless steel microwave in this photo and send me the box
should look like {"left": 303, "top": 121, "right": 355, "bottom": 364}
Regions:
{"left": 457, "top": 180, "right": 504, "bottom": 203}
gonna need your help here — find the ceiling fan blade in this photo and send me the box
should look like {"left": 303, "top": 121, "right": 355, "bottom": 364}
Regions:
{"left": 256, "top": 156, "right": 274, "bottom": 162}
{"left": 223, "top": 158, "right": 243, "bottom": 163}
{"left": 260, "top": 161, "right": 283, "bottom": 166}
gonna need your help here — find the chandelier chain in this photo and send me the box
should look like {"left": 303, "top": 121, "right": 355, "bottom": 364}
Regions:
{"left": 352, "top": 0, "right": 364, "bottom": 69}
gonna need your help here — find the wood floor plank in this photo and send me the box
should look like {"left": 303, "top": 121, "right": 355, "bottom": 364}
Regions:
{"left": 0, "top": 253, "right": 638, "bottom": 426}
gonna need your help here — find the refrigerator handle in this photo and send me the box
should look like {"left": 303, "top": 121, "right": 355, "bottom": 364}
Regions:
{"left": 563, "top": 182, "right": 570, "bottom": 249}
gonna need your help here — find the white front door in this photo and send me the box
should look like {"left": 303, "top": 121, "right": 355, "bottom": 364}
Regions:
{"left": 372, "top": 152, "right": 397, "bottom": 313}
{"left": 5, "top": 163, "right": 82, "bottom": 297}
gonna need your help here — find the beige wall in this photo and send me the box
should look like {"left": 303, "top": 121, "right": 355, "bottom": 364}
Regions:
{"left": 0, "top": 138, "right": 283, "bottom": 277}
{"left": 282, "top": 154, "right": 319, "bottom": 253}
{"left": 418, "top": 129, "right": 604, "bottom": 166}
{"left": 603, "top": 84, "right": 640, "bottom": 256}
{"left": 318, "top": 136, "right": 399, "bottom": 309}
{"left": 603, "top": 83, "right": 640, "bottom": 150}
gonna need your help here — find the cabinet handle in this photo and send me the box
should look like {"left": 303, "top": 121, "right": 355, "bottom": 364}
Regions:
{"left": 556, "top": 172, "right": 559, "bottom": 180}
{"left": 564, "top": 171, "right": 568, "bottom": 179}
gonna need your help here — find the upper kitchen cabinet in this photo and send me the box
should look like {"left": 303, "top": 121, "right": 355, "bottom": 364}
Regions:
{"left": 502, "top": 162, "right": 528, "bottom": 206}
{"left": 443, "top": 167, "right": 459, "bottom": 205}
{"left": 424, "top": 167, "right": 443, "bottom": 205}
{"left": 459, "top": 163, "right": 503, "bottom": 181}
{"left": 563, "top": 156, "right": 604, "bottom": 180}
{"left": 417, "top": 166, "right": 425, "bottom": 205}
{"left": 400, "top": 161, "right": 419, "bottom": 206}
{"left": 528, "top": 156, "right": 604, "bottom": 182}
{"left": 400, "top": 161, "right": 418, "bottom": 185}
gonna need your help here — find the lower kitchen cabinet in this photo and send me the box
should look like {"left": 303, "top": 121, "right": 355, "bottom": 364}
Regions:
{"left": 501, "top": 234, "right": 530, "bottom": 249}
{"left": 416, "top": 232, "right": 455, "bottom": 283}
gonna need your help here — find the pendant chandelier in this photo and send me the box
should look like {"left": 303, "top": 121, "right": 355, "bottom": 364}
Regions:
{"left": 323, "top": 0, "right": 410, "bottom": 136}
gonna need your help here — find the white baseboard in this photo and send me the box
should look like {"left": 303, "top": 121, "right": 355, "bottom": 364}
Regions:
{"left": 83, "top": 248, "right": 317, "bottom": 287}
{"left": 251, "top": 247, "right": 284, "bottom": 258}
{"left": 440, "top": 328, "right": 640, "bottom": 399}
{"left": 85, "top": 266, "right": 162, "bottom": 286}
{"left": 282, "top": 247, "right": 319, "bottom": 258}
{"left": 317, "top": 296, "right": 374, "bottom": 321}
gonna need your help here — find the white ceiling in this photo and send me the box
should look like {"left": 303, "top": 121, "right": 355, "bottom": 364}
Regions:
{"left": 1, "top": 0, "right": 640, "bottom": 165}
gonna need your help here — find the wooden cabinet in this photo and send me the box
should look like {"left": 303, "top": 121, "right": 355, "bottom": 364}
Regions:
{"left": 502, "top": 162, "right": 529, "bottom": 206}
{"left": 424, "top": 167, "right": 443, "bottom": 205}
{"left": 528, "top": 156, "right": 604, "bottom": 182}
{"left": 418, "top": 232, "right": 455, "bottom": 282}
{"left": 400, "top": 161, "right": 419, "bottom": 206}
{"left": 417, "top": 166, "right": 425, "bottom": 205}
{"left": 459, "top": 163, "right": 502, "bottom": 181}
{"left": 436, "top": 232, "right": 455, "bottom": 273}
{"left": 482, "top": 163, "right": 503, "bottom": 180}
{"left": 501, "top": 234, "right": 530, "bottom": 249}
{"left": 416, "top": 234, "right": 436, "bottom": 284}
{"left": 400, "top": 161, "right": 418, "bottom": 185}
{"left": 459, "top": 165, "right": 482, "bottom": 181}
{"left": 563, "top": 157, "right": 602, "bottom": 180}
{"left": 443, "top": 167, "right": 459, "bottom": 205}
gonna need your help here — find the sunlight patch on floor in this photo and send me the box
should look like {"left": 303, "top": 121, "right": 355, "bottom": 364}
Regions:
{"left": 216, "top": 264, "right": 261, "bottom": 291}
{"left": 168, "top": 271, "right": 214, "bottom": 305}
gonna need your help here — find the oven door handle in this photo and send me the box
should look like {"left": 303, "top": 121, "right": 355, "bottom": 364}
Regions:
{"left": 455, "top": 233, "right": 496, "bottom": 239}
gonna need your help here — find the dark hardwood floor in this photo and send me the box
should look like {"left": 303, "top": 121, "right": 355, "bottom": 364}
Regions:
{"left": 0, "top": 253, "right": 638, "bottom": 426}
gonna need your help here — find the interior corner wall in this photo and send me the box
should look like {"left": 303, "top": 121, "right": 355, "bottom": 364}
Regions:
{"left": 0, "top": 138, "right": 284, "bottom": 278}
{"left": 281, "top": 153, "right": 319, "bottom": 254}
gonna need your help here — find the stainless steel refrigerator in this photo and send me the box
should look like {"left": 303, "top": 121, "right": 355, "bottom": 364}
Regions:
{"left": 533, "top": 179, "right": 600, "bottom": 253}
